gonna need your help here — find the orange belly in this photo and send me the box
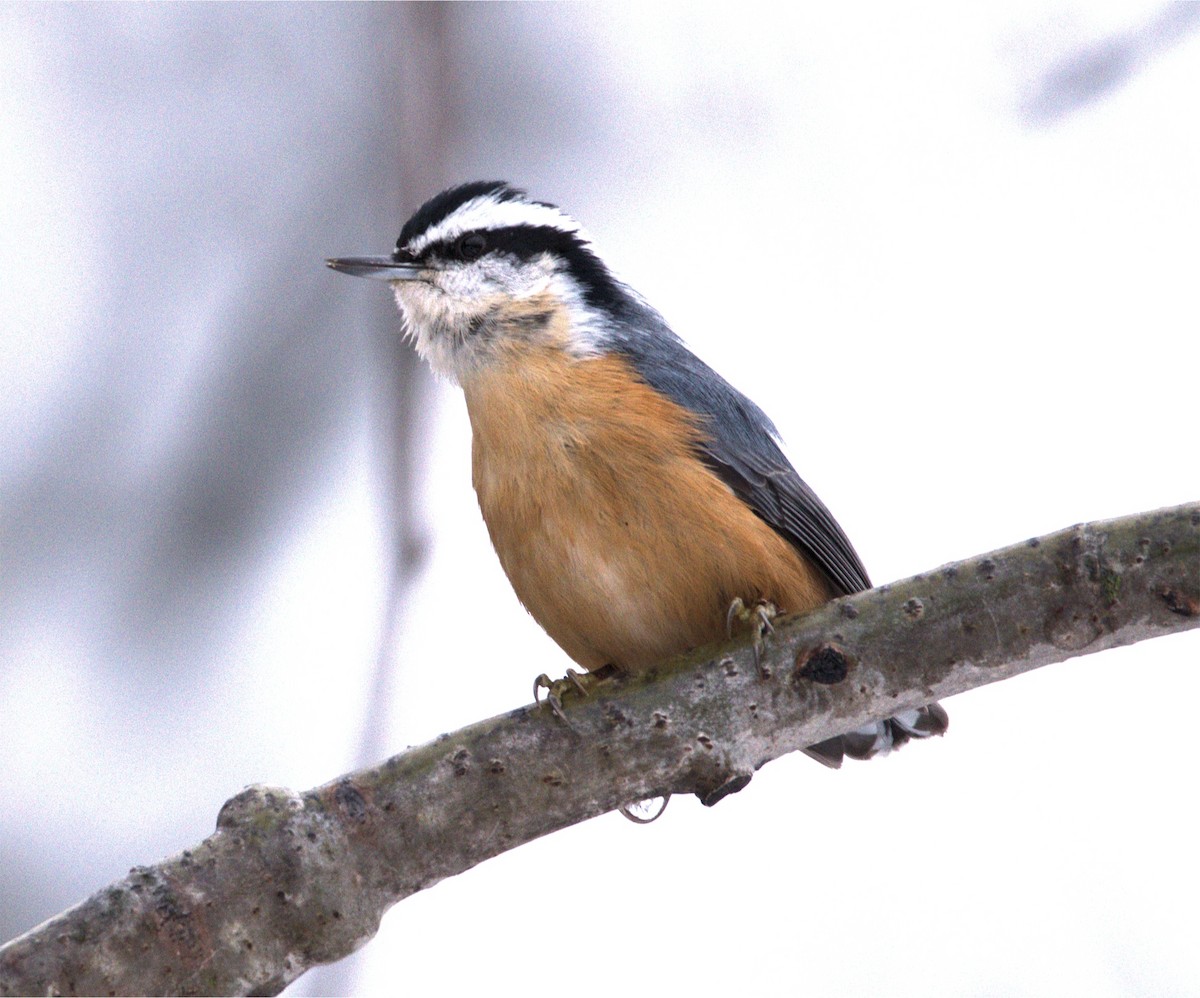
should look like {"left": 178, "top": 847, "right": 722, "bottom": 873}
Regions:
{"left": 462, "top": 343, "right": 832, "bottom": 673}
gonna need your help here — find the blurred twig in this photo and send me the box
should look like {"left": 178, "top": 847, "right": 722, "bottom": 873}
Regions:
{"left": 353, "top": 1, "right": 453, "bottom": 770}
{"left": 2, "top": 503, "right": 1196, "bottom": 997}
{"left": 1022, "top": 4, "right": 1200, "bottom": 124}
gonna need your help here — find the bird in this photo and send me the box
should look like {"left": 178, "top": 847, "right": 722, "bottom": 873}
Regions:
{"left": 328, "top": 180, "right": 947, "bottom": 769}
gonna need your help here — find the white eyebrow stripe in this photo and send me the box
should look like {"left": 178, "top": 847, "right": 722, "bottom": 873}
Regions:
{"left": 405, "top": 194, "right": 584, "bottom": 255}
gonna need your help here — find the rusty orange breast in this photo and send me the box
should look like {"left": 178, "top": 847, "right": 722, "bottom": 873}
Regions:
{"left": 461, "top": 330, "right": 831, "bottom": 673}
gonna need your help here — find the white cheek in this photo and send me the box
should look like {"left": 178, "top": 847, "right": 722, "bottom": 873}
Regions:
{"left": 386, "top": 255, "right": 595, "bottom": 379}
{"left": 390, "top": 281, "right": 461, "bottom": 379}
{"left": 394, "top": 273, "right": 491, "bottom": 333}
{"left": 442, "top": 264, "right": 492, "bottom": 300}
{"left": 391, "top": 282, "right": 436, "bottom": 336}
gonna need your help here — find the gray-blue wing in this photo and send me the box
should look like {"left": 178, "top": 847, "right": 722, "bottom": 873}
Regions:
{"left": 610, "top": 303, "right": 947, "bottom": 769}
{"left": 610, "top": 310, "right": 871, "bottom": 596}
{"left": 701, "top": 435, "right": 872, "bottom": 596}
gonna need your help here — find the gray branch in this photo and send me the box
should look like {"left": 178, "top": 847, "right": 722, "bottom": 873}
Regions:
{"left": 2, "top": 503, "right": 1197, "bottom": 997}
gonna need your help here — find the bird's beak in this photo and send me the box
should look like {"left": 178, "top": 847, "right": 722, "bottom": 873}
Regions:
{"left": 325, "top": 257, "right": 426, "bottom": 281}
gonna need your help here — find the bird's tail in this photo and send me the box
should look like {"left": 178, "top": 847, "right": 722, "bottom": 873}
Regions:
{"left": 802, "top": 703, "right": 949, "bottom": 769}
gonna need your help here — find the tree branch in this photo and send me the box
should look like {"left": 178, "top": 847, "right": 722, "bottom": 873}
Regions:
{"left": 2, "top": 503, "right": 1197, "bottom": 997}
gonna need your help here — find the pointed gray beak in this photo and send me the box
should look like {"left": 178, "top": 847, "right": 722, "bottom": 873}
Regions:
{"left": 325, "top": 257, "right": 427, "bottom": 281}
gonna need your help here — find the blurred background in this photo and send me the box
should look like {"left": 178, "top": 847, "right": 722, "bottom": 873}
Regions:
{"left": 2, "top": 4, "right": 1198, "bottom": 995}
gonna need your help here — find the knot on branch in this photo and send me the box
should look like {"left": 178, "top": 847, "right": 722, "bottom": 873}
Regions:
{"left": 1159, "top": 586, "right": 1199, "bottom": 617}
{"left": 698, "top": 773, "right": 752, "bottom": 807}
{"left": 216, "top": 784, "right": 303, "bottom": 832}
{"left": 794, "top": 645, "right": 850, "bottom": 685}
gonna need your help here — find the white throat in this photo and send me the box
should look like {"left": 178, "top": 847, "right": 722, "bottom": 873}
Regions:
{"left": 392, "top": 265, "right": 608, "bottom": 381}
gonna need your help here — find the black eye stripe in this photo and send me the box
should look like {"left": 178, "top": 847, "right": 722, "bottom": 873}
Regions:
{"left": 428, "top": 225, "right": 582, "bottom": 262}
{"left": 458, "top": 232, "right": 487, "bottom": 259}
{"left": 404, "top": 223, "right": 621, "bottom": 313}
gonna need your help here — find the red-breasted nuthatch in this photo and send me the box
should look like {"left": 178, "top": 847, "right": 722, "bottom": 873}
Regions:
{"left": 328, "top": 181, "right": 947, "bottom": 767}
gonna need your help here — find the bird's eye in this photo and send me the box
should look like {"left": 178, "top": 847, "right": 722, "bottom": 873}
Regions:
{"left": 457, "top": 232, "right": 487, "bottom": 260}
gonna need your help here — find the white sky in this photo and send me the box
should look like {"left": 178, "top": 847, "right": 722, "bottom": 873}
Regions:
{"left": 1, "top": 6, "right": 1197, "bottom": 997}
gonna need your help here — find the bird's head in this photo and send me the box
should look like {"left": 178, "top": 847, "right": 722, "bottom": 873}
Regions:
{"left": 328, "top": 181, "right": 625, "bottom": 381}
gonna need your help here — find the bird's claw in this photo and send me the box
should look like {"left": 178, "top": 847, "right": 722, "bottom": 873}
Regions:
{"left": 726, "top": 597, "right": 778, "bottom": 675}
{"left": 533, "top": 673, "right": 567, "bottom": 721}
{"left": 533, "top": 668, "right": 592, "bottom": 721}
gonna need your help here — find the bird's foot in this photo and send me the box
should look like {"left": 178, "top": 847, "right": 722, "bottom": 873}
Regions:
{"left": 726, "top": 597, "right": 778, "bottom": 675}
{"left": 533, "top": 668, "right": 593, "bottom": 721}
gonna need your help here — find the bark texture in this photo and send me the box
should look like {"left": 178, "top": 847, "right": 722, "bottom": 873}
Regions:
{"left": 2, "top": 503, "right": 1197, "bottom": 997}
